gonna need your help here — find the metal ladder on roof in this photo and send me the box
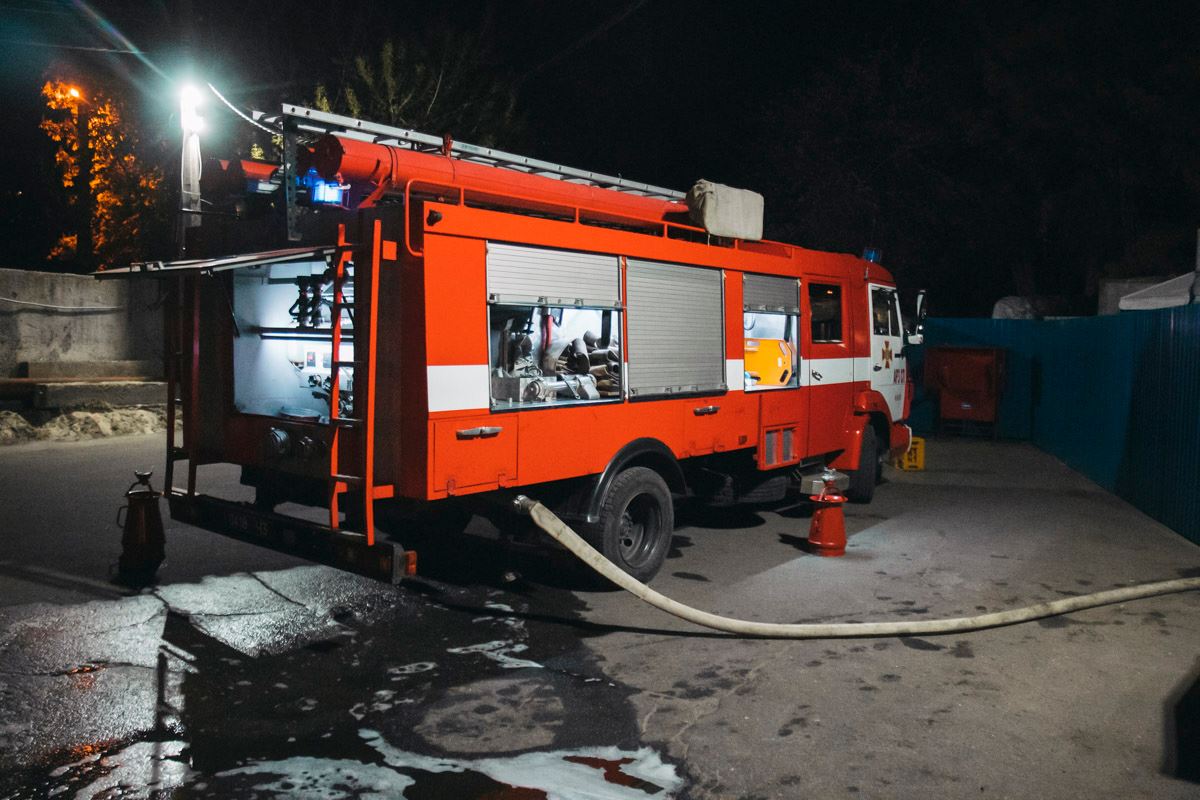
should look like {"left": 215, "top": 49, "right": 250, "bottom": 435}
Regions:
{"left": 258, "top": 104, "right": 686, "bottom": 201}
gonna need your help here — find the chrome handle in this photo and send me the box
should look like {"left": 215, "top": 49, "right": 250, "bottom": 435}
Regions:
{"left": 693, "top": 405, "right": 719, "bottom": 416}
{"left": 811, "top": 370, "right": 824, "bottom": 382}
{"left": 873, "top": 365, "right": 883, "bottom": 372}
{"left": 456, "top": 426, "right": 503, "bottom": 440}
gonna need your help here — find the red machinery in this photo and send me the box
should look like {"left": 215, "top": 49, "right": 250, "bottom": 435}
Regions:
{"left": 925, "top": 346, "right": 1005, "bottom": 435}
{"left": 101, "top": 104, "right": 924, "bottom": 584}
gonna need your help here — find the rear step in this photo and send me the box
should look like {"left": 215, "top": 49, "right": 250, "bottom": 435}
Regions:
{"left": 167, "top": 491, "right": 414, "bottom": 583}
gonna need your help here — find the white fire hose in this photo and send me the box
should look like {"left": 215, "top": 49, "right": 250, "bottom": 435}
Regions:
{"left": 513, "top": 496, "right": 1200, "bottom": 639}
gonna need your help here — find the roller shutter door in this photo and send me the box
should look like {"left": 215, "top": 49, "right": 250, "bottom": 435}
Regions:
{"left": 486, "top": 242, "right": 620, "bottom": 308}
{"left": 626, "top": 259, "right": 725, "bottom": 396}
{"left": 743, "top": 273, "right": 800, "bottom": 313}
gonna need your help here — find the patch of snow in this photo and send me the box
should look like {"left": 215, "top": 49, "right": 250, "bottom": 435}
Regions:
{"left": 387, "top": 661, "right": 436, "bottom": 678}
{"left": 361, "top": 728, "right": 683, "bottom": 799}
{"left": 0, "top": 407, "right": 170, "bottom": 447}
{"left": 219, "top": 756, "right": 415, "bottom": 798}
{"left": 447, "top": 640, "right": 543, "bottom": 669}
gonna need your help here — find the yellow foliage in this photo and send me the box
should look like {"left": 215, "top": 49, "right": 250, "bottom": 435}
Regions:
{"left": 49, "top": 233, "right": 77, "bottom": 261}
{"left": 40, "top": 79, "right": 165, "bottom": 267}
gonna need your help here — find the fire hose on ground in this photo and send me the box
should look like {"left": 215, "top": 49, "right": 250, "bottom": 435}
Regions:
{"left": 512, "top": 496, "right": 1200, "bottom": 639}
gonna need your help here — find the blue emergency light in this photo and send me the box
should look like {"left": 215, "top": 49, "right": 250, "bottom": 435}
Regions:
{"left": 300, "top": 168, "right": 348, "bottom": 206}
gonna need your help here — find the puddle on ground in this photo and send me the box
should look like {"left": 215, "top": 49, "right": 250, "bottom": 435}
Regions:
{"left": 23, "top": 735, "right": 680, "bottom": 799}
{"left": 0, "top": 565, "right": 686, "bottom": 799}
{"left": 215, "top": 731, "right": 680, "bottom": 799}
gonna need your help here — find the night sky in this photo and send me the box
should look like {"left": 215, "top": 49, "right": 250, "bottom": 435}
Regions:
{"left": 1, "top": 1, "right": 1197, "bottom": 315}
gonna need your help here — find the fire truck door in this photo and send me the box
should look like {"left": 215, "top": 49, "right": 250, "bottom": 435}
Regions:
{"left": 868, "top": 284, "right": 905, "bottom": 420}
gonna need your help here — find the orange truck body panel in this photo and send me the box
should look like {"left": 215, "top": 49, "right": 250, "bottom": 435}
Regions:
{"left": 400, "top": 195, "right": 900, "bottom": 499}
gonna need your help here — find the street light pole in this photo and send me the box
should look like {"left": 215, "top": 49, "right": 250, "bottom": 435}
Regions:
{"left": 178, "top": 85, "right": 204, "bottom": 259}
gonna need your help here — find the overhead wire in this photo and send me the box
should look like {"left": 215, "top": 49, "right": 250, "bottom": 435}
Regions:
{"left": 0, "top": 40, "right": 137, "bottom": 52}
{"left": 0, "top": 296, "right": 122, "bottom": 312}
{"left": 68, "top": 0, "right": 167, "bottom": 81}
{"left": 517, "top": 0, "right": 649, "bottom": 84}
{"left": 207, "top": 82, "right": 282, "bottom": 136}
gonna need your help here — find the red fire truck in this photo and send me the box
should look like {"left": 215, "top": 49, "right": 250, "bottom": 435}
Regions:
{"left": 103, "top": 105, "right": 923, "bottom": 584}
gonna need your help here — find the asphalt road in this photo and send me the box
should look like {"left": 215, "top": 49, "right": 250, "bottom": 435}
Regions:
{"left": 2, "top": 433, "right": 1200, "bottom": 799}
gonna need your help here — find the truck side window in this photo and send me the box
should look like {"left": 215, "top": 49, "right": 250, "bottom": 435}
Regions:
{"left": 872, "top": 288, "right": 893, "bottom": 335}
{"left": 488, "top": 305, "right": 621, "bottom": 409}
{"left": 871, "top": 286, "right": 903, "bottom": 337}
{"left": 809, "top": 283, "right": 843, "bottom": 343}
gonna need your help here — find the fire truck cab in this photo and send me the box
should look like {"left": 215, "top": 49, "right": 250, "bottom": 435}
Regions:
{"left": 103, "top": 105, "right": 921, "bottom": 584}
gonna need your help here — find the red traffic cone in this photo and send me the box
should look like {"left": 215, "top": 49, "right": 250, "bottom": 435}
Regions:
{"left": 807, "top": 471, "right": 847, "bottom": 557}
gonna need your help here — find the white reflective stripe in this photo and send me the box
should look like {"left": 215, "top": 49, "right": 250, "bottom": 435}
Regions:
{"left": 725, "top": 358, "right": 744, "bottom": 391}
{"left": 427, "top": 365, "right": 490, "bottom": 412}
{"left": 853, "top": 356, "right": 874, "bottom": 381}
{"left": 804, "top": 356, "right": 867, "bottom": 387}
{"left": 428, "top": 358, "right": 864, "bottom": 411}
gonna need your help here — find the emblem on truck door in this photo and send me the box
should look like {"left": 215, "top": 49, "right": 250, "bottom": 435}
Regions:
{"left": 882, "top": 342, "right": 893, "bottom": 369}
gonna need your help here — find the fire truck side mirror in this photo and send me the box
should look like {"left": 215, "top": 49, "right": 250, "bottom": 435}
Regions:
{"left": 905, "top": 290, "right": 927, "bottom": 347}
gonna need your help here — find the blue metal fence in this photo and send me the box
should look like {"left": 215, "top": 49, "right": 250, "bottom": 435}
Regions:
{"left": 912, "top": 304, "right": 1200, "bottom": 546}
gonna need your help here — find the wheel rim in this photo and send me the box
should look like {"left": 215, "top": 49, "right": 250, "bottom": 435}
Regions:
{"left": 618, "top": 493, "right": 662, "bottom": 568}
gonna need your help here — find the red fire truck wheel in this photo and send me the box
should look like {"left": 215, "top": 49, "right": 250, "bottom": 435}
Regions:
{"left": 580, "top": 467, "right": 674, "bottom": 583}
{"left": 845, "top": 424, "right": 881, "bottom": 504}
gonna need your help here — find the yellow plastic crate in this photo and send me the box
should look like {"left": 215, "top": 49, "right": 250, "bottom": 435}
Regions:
{"left": 894, "top": 436, "right": 925, "bottom": 471}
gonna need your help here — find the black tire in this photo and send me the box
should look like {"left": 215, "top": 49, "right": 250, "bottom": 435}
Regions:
{"left": 845, "top": 424, "right": 880, "bottom": 504}
{"left": 579, "top": 466, "right": 674, "bottom": 583}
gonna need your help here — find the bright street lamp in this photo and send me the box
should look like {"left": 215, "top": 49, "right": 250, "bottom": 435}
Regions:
{"left": 180, "top": 84, "right": 205, "bottom": 134}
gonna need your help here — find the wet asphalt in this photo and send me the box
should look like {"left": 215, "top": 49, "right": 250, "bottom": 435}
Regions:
{"left": 0, "top": 435, "right": 683, "bottom": 798}
{"left": 0, "top": 565, "right": 665, "bottom": 798}
{"left": 2, "top": 434, "right": 1200, "bottom": 799}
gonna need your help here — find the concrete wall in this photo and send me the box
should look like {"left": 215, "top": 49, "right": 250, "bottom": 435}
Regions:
{"left": 0, "top": 268, "right": 162, "bottom": 377}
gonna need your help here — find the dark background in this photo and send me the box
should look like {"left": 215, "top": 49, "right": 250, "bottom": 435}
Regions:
{"left": 1, "top": 0, "right": 1197, "bottom": 315}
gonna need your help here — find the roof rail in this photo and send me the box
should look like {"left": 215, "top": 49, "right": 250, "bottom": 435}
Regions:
{"left": 258, "top": 104, "right": 685, "bottom": 202}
